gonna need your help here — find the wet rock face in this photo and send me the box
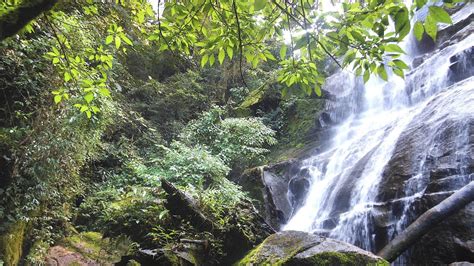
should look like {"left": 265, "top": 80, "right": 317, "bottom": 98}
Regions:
{"left": 237, "top": 160, "right": 297, "bottom": 230}
{"left": 237, "top": 231, "right": 388, "bottom": 265}
{"left": 449, "top": 47, "right": 474, "bottom": 83}
{"left": 374, "top": 78, "right": 474, "bottom": 264}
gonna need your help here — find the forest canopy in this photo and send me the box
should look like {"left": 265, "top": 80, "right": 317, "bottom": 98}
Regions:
{"left": 0, "top": 0, "right": 457, "bottom": 117}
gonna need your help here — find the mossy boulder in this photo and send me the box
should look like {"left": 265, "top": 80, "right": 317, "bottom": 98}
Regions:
{"left": 237, "top": 231, "right": 388, "bottom": 265}
{"left": 0, "top": 221, "right": 27, "bottom": 266}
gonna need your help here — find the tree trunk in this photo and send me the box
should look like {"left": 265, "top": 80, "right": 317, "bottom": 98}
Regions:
{"left": 377, "top": 181, "right": 474, "bottom": 262}
{"left": 0, "top": 0, "right": 58, "bottom": 41}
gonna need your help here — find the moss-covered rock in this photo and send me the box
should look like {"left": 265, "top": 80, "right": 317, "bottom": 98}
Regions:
{"left": 237, "top": 231, "right": 388, "bottom": 266}
{"left": 0, "top": 220, "right": 27, "bottom": 266}
{"left": 44, "top": 231, "right": 134, "bottom": 265}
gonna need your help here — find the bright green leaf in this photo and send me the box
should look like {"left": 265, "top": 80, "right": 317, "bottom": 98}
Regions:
{"left": 115, "top": 35, "right": 121, "bottom": 49}
{"left": 209, "top": 54, "right": 215, "bottom": 66}
{"left": 393, "top": 59, "right": 409, "bottom": 70}
{"left": 84, "top": 92, "right": 94, "bottom": 103}
{"left": 218, "top": 48, "right": 225, "bottom": 64}
{"left": 64, "top": 72, "right": 71, "bottom": 82}
{"left": 227, "top": 47, "right": 233, "bottom": 60}
{"left": 54, "top": 95, "right": 62, "bottom": 104}
{"left": 377, "top": 65, "right": 388, "bottom": 81}
{"left": 384, "top": 44, "right": 405, "bottom": 54}
{"left": 121, "top": 34, "right": 133, "bottom": 45}
{"left": 105, "top": 35, "right": 113, "bottom": 44}
{"left": 413, "top": 21, "right": 424, "bottom": 41}
{"left": 428, "top": 6, "right": 452, "bottom": 24}
{"left": 363, "top": 70, "right": 370, "bottom": 83}
{"left": 424, "top": 14, "right": 438, "bottom": 40}
{"left": 201, "top": 54, "right": 209, "bottom": 67}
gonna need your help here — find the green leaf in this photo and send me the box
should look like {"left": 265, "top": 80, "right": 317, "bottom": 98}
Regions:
{"left": 209, "top": 54, "right": 215, "bottom": 66}
{"left": 424, "top": 14, "right": 438, "bottom": 40}
{"left": 64, "top": 72, "right": 72, "bottom": 82}
{"left": 393, "top": 59, "right": 409, "bottom": 70}
{"left": 254, "top": 0, "right": 266, "bottom": 11}
{"left": 99, "top": 88, "right": 111, "bottom": 97}
{"left": 121, "top": 34, "right": 133, "bottom": 45}
{"left": 201, "top": 54, "right": 209, "bottom": 67}
{"left": 314, "top": 84, "right": 322, "bottom": 97}
{"left": 350, "top": 30, "right": 365, "bottom": 42}
{"left": 54, "top": 95, "right": 62, "bottom": 104}
{"left": 384, "top": 44, "right": 405, "bottom": 54}
{"left": 105, "top": 35, "right": 113, "bottom": 44}
{"left": 394, "top": 7, "right": 410, "bottom": 40}
{"left": 363, "top": 70, "right": 370, "bottom": 83}
{"left": 264, "top": 50, "right": 276, "bottom": 61}
{"left": 413, "top": 21, "right": 424, "bottom": 41}
{"left": 279, "top": 45, "right": 287, "bottom": 59}
{"left": 393, "top": 67, "right": 405, "bottom": 79}
{"left": 377, "top": 65, "right": 388, "bottom": 81}
{"left": 84, "top": 92, "right": 94, "bottom": 103}
{"left": 115, "top": 35, "right": 121, "bottom": 49}
{"left": 218, "top": 48, "right": 225, "bottom": 64}
{"left": 91, "top": 106, "right": 100, "bottom": 113}
{"left": 86, "top": 110, "right": 92, "bottom": 118}
{"left": 227, "top": 47, "right": 233, "bottom": 60}
{"left": 415, "top": 0, "right": 427, "bottom": 9}
{"left": 428, "top": 6, "right": 452, "bottom": 24}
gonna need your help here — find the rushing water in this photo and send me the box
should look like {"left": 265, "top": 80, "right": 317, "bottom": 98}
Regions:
{"left": 283, "top": 3, "right": 474, "bottom": 256}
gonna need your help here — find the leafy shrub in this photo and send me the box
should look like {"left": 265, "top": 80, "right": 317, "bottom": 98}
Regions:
{"left": 180, "top": 107, "right": 277, "bottom": 170}
{"left": 77, "top": 186, "right": 168, "bottom": 246}
{"left": 188, "top": 180, "right": 246, "bottom": 227}
{"left": 159, "top": 141, "right": 230, "bottom": 188}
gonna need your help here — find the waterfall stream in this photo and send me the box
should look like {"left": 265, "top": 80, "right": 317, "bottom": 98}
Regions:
{"left": 283, "top": 3, "right": 474, "bottom": 258}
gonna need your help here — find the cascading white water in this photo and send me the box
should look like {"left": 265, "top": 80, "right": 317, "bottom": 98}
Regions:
{"left": 283, "top": 3, "right": 474, "bottom": 256}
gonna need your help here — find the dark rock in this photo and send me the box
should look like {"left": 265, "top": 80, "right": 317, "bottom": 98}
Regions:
{"left": 237, "top": 160, "right": 296, "bottom": 230}
{"left": 0, "top": 144, "right": 14, "bottom": 189}
{"left": 437, "top": 6, "right": 474, "bottom": 49}
{"left": 237, "top": 231, "right": 388, "bottom": 265}
{"left": 118, "top": 249, "right": 176, "bottom": 266}
{"left": 449, "top": 47, "right": 474, "bottom": 83}
{"left": 288, "top": 169, "right": 311, "bottom": 210}
{"left": 162, "top": 179, "right": 214, "bottom": 232}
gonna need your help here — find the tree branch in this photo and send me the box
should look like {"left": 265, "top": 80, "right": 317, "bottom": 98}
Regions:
{"left": 377, "top": 181, "right": 474, "bottom": 262}
{"left": 232, "top": 0, "right": 249, "bottom": 88}
{"left": 0, "top": 0, "right": 58, "bottom": 41}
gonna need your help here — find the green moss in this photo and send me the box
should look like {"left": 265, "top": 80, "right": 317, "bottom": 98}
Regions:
{"left": 236, "top": 232, "right": 315, "bottom": 265}
{"left": 126, "top": 259, "right": 141, "bottom": 266}
{"left": 235, "top": 242, "right": 263, "bottom": 265}
{"left": 63, "top": 231, "right": 133, "bottom": 264}
{"left": 0, "top": 221, "right": 27, "bottom": 266}
{"left": 292, "top": 251, "right": 389, "bottom": 266}
{"left": 268, "top": 98, "right": 325, "bottom": 162}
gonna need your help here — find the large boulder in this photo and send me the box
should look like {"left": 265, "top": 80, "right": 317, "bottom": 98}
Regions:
{"left": 237, "top": 231, "right": 388, "bottom": 265}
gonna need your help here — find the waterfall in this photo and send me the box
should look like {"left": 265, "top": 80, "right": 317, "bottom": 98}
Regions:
{"left": 283, "top": 3, "right": 474, "bottom": 258}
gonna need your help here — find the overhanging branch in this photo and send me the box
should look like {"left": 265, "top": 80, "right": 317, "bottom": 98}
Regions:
{"left": 0, "top": 0, "right": 58, "bottom": 41}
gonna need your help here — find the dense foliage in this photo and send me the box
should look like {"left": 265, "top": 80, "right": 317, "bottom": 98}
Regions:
{"left": 0, "top": 0, "right": 463, "bottom": 265}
